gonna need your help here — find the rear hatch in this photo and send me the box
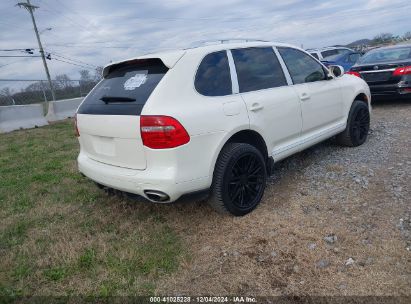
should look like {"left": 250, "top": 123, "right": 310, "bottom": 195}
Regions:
{"left": 77, "top": 58, "right": 168, "bottom": 170}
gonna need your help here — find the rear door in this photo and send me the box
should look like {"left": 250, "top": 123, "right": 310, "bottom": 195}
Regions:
{"left": 230, "top": 47, "right": 302, "bottom": 156}
{"left": 277, "top": 47, "right": 344, "bottom": 136}
{"left": 77, "top": 59, "right": 168, "bottom": 170}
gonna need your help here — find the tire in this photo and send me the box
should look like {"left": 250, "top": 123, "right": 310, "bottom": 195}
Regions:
{"left": 336, "top": 100, "right": 370, "bottom": 147}
{"left": 208, "top": 143, "right": 267, "bottom": 216}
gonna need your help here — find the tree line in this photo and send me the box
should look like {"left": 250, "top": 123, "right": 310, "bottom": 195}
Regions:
{"left": 372, "top": 31, "right": 411, "bottom": 44}
{"left": 0, "top": 67, "right": 103, "bottom": 106}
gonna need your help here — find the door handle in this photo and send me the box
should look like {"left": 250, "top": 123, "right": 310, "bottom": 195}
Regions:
{"left": 249, "top": 102, "right": 264, "bottom": 112}
{"left": 300, "top": 92, "right": 311, "bottom": 101}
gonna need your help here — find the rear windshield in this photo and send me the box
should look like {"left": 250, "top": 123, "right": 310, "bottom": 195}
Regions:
{"left": 359, "top": 47, "right": 411, "bottom": 64}
{"left": 78, "top": 59, "right": 168, "bottom": 115}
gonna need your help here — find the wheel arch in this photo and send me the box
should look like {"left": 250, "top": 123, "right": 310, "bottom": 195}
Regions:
{"left": 209, "top": 128, "right": 271, "bottom": 182}
{"left": 354, "top": 92, "right": 369, "bottom": 106}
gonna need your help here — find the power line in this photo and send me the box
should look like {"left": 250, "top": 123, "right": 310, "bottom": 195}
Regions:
{"left": 0, "top": 48, "right": 34, "bottom": 51}
{"left": 0, "top": 58, "right": 32, "bottom": 68}
{"left": 52, "top": 57, "right": 96, "bottom": 70}
{"left": 49, "top": 52, "right": 97, "bottom": 68}
{"left": 0, "top": 55, "right": 40, "bottom": 57}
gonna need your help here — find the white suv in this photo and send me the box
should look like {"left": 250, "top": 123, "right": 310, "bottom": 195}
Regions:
{"left": 76, "top": 40, "right": 371, "bottom": 216}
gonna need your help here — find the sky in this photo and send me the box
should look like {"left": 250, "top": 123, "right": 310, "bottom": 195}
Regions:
{"left": 1, "top": 0, "right": 410, "bottom": 86}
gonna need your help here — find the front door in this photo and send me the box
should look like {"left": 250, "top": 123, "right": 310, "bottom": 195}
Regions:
{"left": 230, "top": 47, "right": 302, "bottom": 157}
{"left": 277, "top": 47, "right": 345, "bottom": 137}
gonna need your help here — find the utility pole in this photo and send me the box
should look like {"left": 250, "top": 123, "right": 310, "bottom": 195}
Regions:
{"left": 17, "top": 0, "right": 56, "bottom": 101}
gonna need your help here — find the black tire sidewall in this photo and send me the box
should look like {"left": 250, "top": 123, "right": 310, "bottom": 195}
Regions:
{"left": 348, "top": 101, "right": 370, "bottom": 146}
{"left": 218, "top": 144, "right": 267, "bottom": 216}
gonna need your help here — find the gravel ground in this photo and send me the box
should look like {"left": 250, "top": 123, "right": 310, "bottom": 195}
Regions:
{"left": 154, "top": 100, "right": 411, "bottom": 296}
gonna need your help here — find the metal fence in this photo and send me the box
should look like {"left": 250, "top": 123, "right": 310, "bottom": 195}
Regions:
{"left": 0, "top": 80, "right": 97, "bottom": 106}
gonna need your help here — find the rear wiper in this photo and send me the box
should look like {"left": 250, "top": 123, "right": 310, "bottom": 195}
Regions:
{"left": 100, "top": 96, "right": 136, "bottom": 103}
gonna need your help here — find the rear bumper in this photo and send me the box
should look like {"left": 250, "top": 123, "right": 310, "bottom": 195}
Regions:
{"left": 369, "top": 83, "right": 411, "bottom": 100}
{"left": 77, "top": 152, "right": 209, "bottom": 202}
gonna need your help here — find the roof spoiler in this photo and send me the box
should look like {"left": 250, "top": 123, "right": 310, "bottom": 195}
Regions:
{"left": 102, "top": 50, "right": 185, "bottom": 78}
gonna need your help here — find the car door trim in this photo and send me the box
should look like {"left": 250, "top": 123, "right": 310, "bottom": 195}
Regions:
{"left": 226, "top": 49, "right": 239, "bottom": 94}
{"left": 272, "top": 121, "right": 345, "bottom": 157}
{"left": 360, "top": 68, "right": 396, "bottom": 74}
{"left": 273, "top": 47, "right": 293, "bottom": 85}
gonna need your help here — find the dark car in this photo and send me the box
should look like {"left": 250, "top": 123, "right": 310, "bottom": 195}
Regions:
{"left": 321, "top": 51, "right": 362, "bottom": 71}
{"left": 347, "top": 44, "right": 411, "bottom": 100}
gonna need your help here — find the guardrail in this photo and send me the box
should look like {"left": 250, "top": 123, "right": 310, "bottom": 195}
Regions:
{"left": 0, "top": 97, "right": 84, "bottom": 133}
{"left": 0, "top": 104, "right": 48, "bottom": 133}
{"left": 46, "top": 97, "right": 83, "bottom": 121}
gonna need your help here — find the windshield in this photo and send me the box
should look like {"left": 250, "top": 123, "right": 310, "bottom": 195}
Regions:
{"left": 323, "top": 53, "right": 345, "bottom": 62}
{"left": 358, "top": 46, "right": 411, "bottom": 64}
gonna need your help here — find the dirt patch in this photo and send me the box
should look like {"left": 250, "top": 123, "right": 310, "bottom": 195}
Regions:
{"left": 155, "top": 100, "right": 411, "bottom": 296}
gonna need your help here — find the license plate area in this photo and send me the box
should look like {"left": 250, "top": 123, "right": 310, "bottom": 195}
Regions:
{"left": 91, "top": 136, "right": 116, "bottom": 156}
{"left": 361, "top": 72, "right": 392, "bottom": 82}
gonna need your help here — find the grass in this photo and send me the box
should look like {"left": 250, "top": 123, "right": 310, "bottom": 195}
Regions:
{"left": 0, "top": 120, "right": 185, "bottom": 297}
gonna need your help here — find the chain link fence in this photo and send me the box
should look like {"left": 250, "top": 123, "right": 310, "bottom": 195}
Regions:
{"left": 0, "top": 80, "right": 97, "bottom": 106}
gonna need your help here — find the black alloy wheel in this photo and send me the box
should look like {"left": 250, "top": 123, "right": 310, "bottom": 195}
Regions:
{"left": 209, "top": 143, "right": 267, "bottom": 216}
{"left": 227, "top": 152, "right": 265, "bottom": 211}
{"left": 337, "top": 100, "right": 370, "bottom": 147}
{"left": 350, "top": 107, "right": 370, "bottom": 144}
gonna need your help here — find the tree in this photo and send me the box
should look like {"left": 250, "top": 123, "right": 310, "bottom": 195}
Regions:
{"left": 373, "top": 33, "right": 394, "bottom": 44}
{"left": 93, "top": 66, "right": 104, "bottom": 83}
{"left": 25, "top": 81, "right": 44, "bottom": 92}
{"left": 54, "top": 74, "right": 72, "bottom": 90}
{"left": 79, "top": 69, "right": 91, "bottom": 84}
{"left": 0, "top": 87, "right": 15, "bottom": 105}
{"left": 404, "top": 31, "right": 411, "bottom": 40}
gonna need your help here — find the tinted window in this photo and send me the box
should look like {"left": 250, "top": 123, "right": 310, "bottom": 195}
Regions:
{"left": 195, "top": 51, "right": 232, "bottom": 96}
{"left": 336, "top": 49, "right": 352, "bottom": 55}
{"left": 78, "top": 59, "right": 167, "bottom": 115}
{"left": 278, "top": 47, "right": 326, "bottom": 84}
{"left": 231, "top": 47, "right": 287, "bottom": 93}
{"left": 321, "top": 49, "right": 339, "bottom": 59}
{"left": 358, "top": 47, "right": 411, "bottom": 64}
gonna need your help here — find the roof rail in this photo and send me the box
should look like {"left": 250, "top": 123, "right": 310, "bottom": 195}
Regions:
{"left": 188, "top": 38, "right": 269, "bottom": 48}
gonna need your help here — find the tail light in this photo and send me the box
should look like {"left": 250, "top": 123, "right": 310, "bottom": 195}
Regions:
{"left": 346, "top": 71, "right": 362, "bottom": 78}
{"left": 393, "top": 66, "right": 411, "bottom": 76}
{"left": 140, "top": 115, "right": 190, "bottom": 149}
{"left": 74, "top": 113, "right": 80, "bottom": 137}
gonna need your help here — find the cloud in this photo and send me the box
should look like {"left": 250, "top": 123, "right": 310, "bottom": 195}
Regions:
{"left": 0, "top": 0, "right": 410, "bottom": 85}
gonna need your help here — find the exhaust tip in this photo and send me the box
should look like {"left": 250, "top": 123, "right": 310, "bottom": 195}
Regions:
{"left": 144, "top": 190, "right": 170, "bottom": 202}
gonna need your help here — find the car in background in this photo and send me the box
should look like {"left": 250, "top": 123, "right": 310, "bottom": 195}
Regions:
{"left": 347, "top": 44, "right": 411, "bottom": 100}
{"left": 307, "top": 46, "right": 355, "bottom": 61}
{"left": 321, "top": 51, "right": 362, "bottom": 71}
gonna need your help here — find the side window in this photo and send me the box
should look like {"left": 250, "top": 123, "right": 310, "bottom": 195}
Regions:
{"left": 231, "top": 47, "right": 287, "bottom": 93}
{"left": 278, "top": 47, "right": 326, "bottom": 84}
{"left": 195, "top": 51, "right": 232, "bottom": 96}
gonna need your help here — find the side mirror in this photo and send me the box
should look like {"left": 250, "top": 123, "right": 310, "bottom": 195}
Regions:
{"left": 329, "top": 65, "right": 345, "bottom": 78}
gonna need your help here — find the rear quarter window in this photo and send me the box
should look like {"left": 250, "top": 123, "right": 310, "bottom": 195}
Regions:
{"left": 78, "top": 59, "right": 168, "bottom": 115}
{"left": 194, "top": 51, "right": 232, "bottom": 97}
